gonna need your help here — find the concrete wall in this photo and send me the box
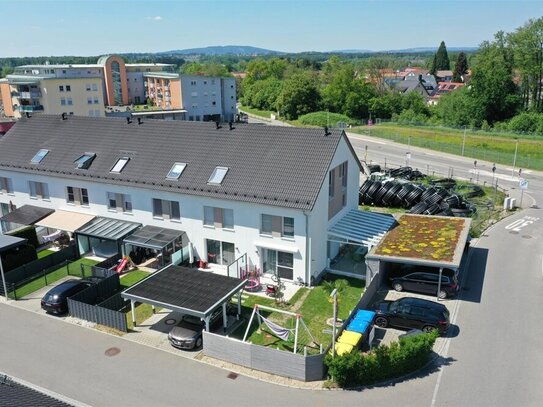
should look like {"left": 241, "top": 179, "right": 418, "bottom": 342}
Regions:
{"left": 40, "top": 77, "right": 104, "bottom": 117}
{"left": 203, "top": 332, "right": 325, "bottom": 381}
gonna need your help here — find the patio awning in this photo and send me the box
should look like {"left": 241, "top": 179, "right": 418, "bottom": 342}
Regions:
{"left": 253, "top": 241, "right": 299, "bottom": 254}
{"left": 75, "top": 216, "right": 141, "bottom": 241}
{"left": 0, "top": 205, "right": 54, "bottom": 226}
{"left": 122, "top": 265, "right": 247, "bottom": 320}
{"left": 123, "top": 225, "right": 184, "bottom": 250}
{"left": 35, "top": 210, "right": 95, "bottom": 233}
{"left": 0, "top": 235, "right": 27, "bottom": 253}
{"left": 328, "top": 209, "right": 398, "bottom": 247}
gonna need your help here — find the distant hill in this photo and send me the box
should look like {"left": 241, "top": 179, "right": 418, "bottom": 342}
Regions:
{"left": 159, "top": 45, "right": 281, "bottom": 56}
{"left": 330, "top": 49, "right": 373, "bottom": 54}
{"left": 380, "top": 46, "right": 478, "bottom": 54}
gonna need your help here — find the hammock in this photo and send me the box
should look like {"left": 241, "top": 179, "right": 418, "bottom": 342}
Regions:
{"left": 260, "top": 315, "right": 291, "bottom": 341}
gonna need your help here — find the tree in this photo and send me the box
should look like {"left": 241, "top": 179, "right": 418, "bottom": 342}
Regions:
{"left": 452, "top": 52, "right": 469, "bottom": 82}
{"left": 276, "top": 72, "right": 321, "bottom": 120}
{"left": 430, "top": 41, "right": 451, "bottom": 74}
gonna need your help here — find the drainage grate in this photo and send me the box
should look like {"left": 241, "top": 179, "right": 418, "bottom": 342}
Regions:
{"left": 105, "top": 347, "right": 120, "bottom": 357}
{"left": 509, "top": 231, "right": 519, "bottom": 235}
{"left": 522, "top": 235, "right": 532, "bottom": 239}
{"left": 227, "top": 372, "right": 238, "bottom": 380}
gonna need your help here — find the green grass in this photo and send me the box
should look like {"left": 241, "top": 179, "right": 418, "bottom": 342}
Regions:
{"left": 37, "top": 249, "right": 54, "bottom": 259}
{"left": 126, "top": 303, "right": 161, "bottom": 330}
{"left": 238, "top": 105, "right": 274, "bottom": 119}
{"left": 120, "top": 270, "right": 150, "bottom": 289}
{"left": 351, "top": 123, "right": 543, "bottom": 170}
{"left": 231, "top": 276, "right": 364, "bottom": 354}
{"left": 14, "top": 258, "right": 99, "bottom": 299}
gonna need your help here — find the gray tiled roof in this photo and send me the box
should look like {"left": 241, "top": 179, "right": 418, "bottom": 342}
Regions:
{"left": 0, "top": 375, "right": 73, "bottom": 407}
{"left": 0, "top": 116, "right": 348, "bottom": 210}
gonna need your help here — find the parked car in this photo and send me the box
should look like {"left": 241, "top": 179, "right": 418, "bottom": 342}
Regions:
{"left": 373, "top": 297, "right": 450, "bottom": 334}
{"left": 40, "top": 279, "right": 92, "bottom": 314}
{"left": 389, "top": 268, "right": 459, "bottom": 299}
{"left": 168, "top": 307, "right": 229, "bottom": 350}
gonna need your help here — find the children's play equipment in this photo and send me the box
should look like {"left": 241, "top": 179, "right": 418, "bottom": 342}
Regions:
{"left": 242, "top": 304, "right": 318, "bottom": 354}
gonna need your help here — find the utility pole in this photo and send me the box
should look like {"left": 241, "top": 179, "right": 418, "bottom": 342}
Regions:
{"left": 330, "top": 288, "right": 338, "bottom": 358}
{"left": 511, "top": 139, "right": 519, "bottom": 178}
{"left": 461, "top": 126, "right": 467, "bottom": 156}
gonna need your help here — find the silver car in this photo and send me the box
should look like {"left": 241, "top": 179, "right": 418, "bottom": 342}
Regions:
{"left": 168, "top": 308, "right": 227, "bottom": 350}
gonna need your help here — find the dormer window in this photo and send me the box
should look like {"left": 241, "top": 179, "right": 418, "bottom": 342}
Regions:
{"left": 111, "top": 157, "right": 130, "bottom": 173}
{"left": 166, "top": 162, "right": 187, "bottom": 180}
{"left": 31, "top": 149, "right": 49, "bottom": 164}
{"left": 74, "top": 153, "right": 96, "bottom": 170}
{"left": 208, "top": 166, "right": 228, "bottom": 185}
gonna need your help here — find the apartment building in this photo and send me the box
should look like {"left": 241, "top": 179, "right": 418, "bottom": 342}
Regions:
{"left": 0, "top": 55, "right": 236, "bottom": 122}
{"left": 0, "top": 115, "right": 363, "bottom": 283}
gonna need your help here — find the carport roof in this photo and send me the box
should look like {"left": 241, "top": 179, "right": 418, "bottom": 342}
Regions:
{"left": 121, "top": 265, "right": 247, "bottom": 319}
{"left": 0, "top": 235, "right": 27, "bottom": 253}
{"left": 0, "top": 205, "right": 54, "bottom": 226}
{"left": 328, "top": 209, "right": 398, "bottom": 246}
{"left": 123, "top": 225, "right": 184, "bottom": 250}
{"left": 75, "top": 216, "right": 141, "bottom": 241}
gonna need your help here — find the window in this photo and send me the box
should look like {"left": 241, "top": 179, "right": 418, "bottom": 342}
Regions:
{"left": 190, "top": 80, "right": 197, "bottom": 86}
{"left": 206, "top": 239, "right": 235, "bottom": 266}
{"left": 87, "top": 97, "right": 93, "bottom": 105}
{"left": 208, "top": 166, "right": 228, "bottom": 185}
{"left": 263, "top": 249, "right": 293, "bottom": 280}
{"left": 0, "top": 177, "right": 13, "bottom": 194}
{"left": 74, "top": 153, "right": 96, "bottom": 169}
{"left": 91, "top": 83, "right": 98, "bottom": 91}
{"left": 29, "top": 181, "right": 49, "bottom": 200}
{"left": 86, "top": 84, "right": 91, "bottom": 91}
{"left": 191, "top": 91, "right": 198, "bottom": 97}
{"left": 203, "top": 206, "right": 234, "bottom": 229}
{"left": 66, "top": 85, "right": 71, "bottom": 92}
{"left": 261, "top": 214, "right": 294, "bottom": 238}
{"left": 152, "top": 198, "right": 180, "bottom": 220}
{"left": 31, "top": 149, "right": 49, "bottom": 164}
{"left": 212, "top": 101, "right": 216, "bottom": 106}
{"left": 329, "top": 169, "right": 335, "bottom": 198}
{"left": 60, "top": 98, "right": 66, "bottom": 106}
{"left": 111, "top": 157, "right": 130, "bottom": 173}
{"left": 339, "top": 162, "right": 348, "bottom": 187}
{"left": 59, "top": 85, "right": 64, "bottom": 92}
{"left": 203, "top": 80, "right": 207, "bottom": 85}
{"left": 211, "top": 79, "right": 215, "bottom": 85}
{"left": 67, "top": 97, "right": 73, "bottom": 105}
{"left": 166, "top": 162, "right": 187, "bottom": 180}
{"left": 107, "top": 192, "right": 132, "bottom": 213}
{"left": 93, "top": 97, "right": 99, "bottom": 104}
{"left": 66, "top": 186, "right": 89, "bottom": 206}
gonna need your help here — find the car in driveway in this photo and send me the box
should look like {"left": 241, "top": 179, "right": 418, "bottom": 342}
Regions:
{"left": 168, "top": 307, "right": 228, "bottom": 350}
{"left": 389, "top": 268, "right": 459, "bottom": 299}
{"left": 374, "top": 297, "right": 450, "bottom": 334}
{"left": 40, "top": 279, "right": 92, "bottom": 314}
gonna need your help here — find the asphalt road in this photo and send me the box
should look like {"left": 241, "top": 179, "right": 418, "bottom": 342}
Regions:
{"left": 1, "top": 130, "right": 542, "bottom": 406}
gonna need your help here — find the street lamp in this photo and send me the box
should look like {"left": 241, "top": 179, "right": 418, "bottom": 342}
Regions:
{"left": 511, "top": 138, "right": 519, "bottom": 178}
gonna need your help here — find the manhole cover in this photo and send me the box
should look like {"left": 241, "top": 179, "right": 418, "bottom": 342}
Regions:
{"left": 227, "top": 372, "right": 238, "bottom": 380}
{"left": 104, "top": 347, "right": 120, "bottom": 357}
{"left": 522, "top": 235, "right": 532, "bottom": 239}
{"left": 165, "top": 318, "right": 177, "bottom": 325}
{"left": 509, "top": 231, "right": 519, "bottom": 235}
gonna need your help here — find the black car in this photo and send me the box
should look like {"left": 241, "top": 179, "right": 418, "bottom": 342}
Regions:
{"left": 374, "top": 297, "right": 450, "bottom": 334}
{"left": 40, "top": 279, "right": 92, "bottom": 314}
{"left": 389, "top": 268, "right": 459, "bottom": 299}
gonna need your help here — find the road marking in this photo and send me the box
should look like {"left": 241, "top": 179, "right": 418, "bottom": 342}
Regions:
{"left": 504, "top": 216, "right": 539, "bottom": 232}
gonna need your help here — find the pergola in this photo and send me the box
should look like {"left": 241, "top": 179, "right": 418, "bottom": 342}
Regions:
{"left": 122, "top": 225, "right": 185, "bottom": 268}
{"left": 0, "top": 205, "right": 54, "bottom": 233}
{"left": 122, "top": 265, "right": 247, "bottom": 331}
{"left": 0, "top": 234, "right": 27, "bottom": 300}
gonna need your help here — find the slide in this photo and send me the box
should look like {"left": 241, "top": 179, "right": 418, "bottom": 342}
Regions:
{"left": 116, "top": 257, "right": 129, "bottom": 274}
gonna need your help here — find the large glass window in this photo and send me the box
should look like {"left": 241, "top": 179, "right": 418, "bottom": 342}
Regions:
{"left": 263, "top": 249, "right": 293, "bottom": 280}
{"left": 0, "top": 177, "right": 13, "bottom": 194}
{"left": 283, "top": 217, "right": 294, "bottom": 238}
{"left": 111, "top": 61, "right": 123, "bottom": 105}
{"left": 29, "top": 181, "right": 49, "bottom": 200}
{"left": 223, "top": 209, "right": 234, "bottom": 229}
{"left": 203, "top": 206, "right": 214, "bottom": 226}
{"left": 206, "top": 239, "right": 235, "bottom": 266}
{"left": 261, "top": 214, "right": 273, "bottom": 235}
{"left": 153, "top": 198, "right": 180, "bottom": 220}
{"left": 204, "top": 206, "right": 234, "bottom": 229}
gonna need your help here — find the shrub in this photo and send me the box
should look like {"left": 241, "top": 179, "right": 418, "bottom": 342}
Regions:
{"left": 325, "top": 330, "right": 439, "bottom": 387}
{"left": 298, "top": 111, "right": 357, "bottom": 127}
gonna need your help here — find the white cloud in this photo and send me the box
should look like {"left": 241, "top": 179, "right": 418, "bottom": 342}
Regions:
{"left": 147, "top": 16, "right": 163, "bottom": 21}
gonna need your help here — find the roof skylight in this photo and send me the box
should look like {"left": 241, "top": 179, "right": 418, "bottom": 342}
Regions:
{"left": 74, "top": 153, "right": 96, "bottom": 170}
{"left": 208, "top": 166, "right": 229, "bottom": 185}
{"left": 111, "top": 157, "right": 130, "bottom": 173}
{"left": 166, "top": 162, "right": 187, "bottom": 180}
{"left": 31, "top": 149, "right": 49, "bottom": 164}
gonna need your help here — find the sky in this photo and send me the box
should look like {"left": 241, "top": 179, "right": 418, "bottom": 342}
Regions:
{"left": 0, "top": 0, "right": 542, "bottom": 57}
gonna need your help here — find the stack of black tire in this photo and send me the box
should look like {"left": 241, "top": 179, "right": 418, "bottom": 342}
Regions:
{"left": 359, "top": 172, "right": 479, "bottom": 218}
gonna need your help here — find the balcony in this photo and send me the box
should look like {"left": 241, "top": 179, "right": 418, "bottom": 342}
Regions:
{"left": 18, "top": 91, "right": 42, "bottom": 99}
{"left": 16, "top": 105, "right": 44, "bottom": 112}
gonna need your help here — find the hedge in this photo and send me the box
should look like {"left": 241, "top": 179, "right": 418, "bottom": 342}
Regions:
{"left": 298, "top": 112, "right": 358, "bottom": 127}
{"left": 325, "top": 330, "right": 439, "bottom": 387}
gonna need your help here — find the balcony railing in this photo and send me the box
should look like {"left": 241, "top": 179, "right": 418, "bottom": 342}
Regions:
{"left": 18, "top": 91, "right": 42, "bottom": 99}
{"left": 16, "top": 105, "right": 44, "bottom": 112}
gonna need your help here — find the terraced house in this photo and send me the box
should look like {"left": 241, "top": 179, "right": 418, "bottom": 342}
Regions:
{"left": 0, "top": 115, "right": 364, "bottom": 284}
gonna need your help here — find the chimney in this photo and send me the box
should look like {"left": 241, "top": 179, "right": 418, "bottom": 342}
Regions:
{"left": 228, "top": 121, "right": 234, "bottom": 131}
{"left": 126, "top": 117, "right": 132, "bottom": 124}
{"left": 137, "top": 117, "right": 143, "bottom": 125}
{"left": 324, "top": 126, "right": 331, "bottom": 136}
{"left": 61, "top": 113, "right": 67, "bottom": 120}
{"left": 25, "top": 112, "right": 32, "bottom": 119}
{"left": 215, "top": 121, "right": 222, "bottom": 129}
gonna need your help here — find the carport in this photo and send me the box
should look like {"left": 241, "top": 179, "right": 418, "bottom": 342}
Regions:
{"left": 0, "top": 235, "right": 27, "bottom": 300}
{"left": 74, "top": 216, "right": 141, "bottom": 258}
{"left": 122, "top": 225, "right": 186, "bottom": 268}
{"left": 327, "top": 209, "right": 398, "bottom": 278}
{"left": 0, "top": 205, "right": 54, "bottom": 233}
{"left": 121, "top": 265, "right": 247, "bottom": 331}
{"left": 365, "top": 214, "right": 472, "bottom": 300}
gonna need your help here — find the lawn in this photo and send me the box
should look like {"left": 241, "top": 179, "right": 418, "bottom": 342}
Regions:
{"left": 231, "top": 276, "right": 364, "bottom": 354}
{"left": 238, "top": 105, "right": 275, "bottom": 120}
{"left": 37, "top": 249, "right": 54, "bottom": 259}
{"left": 119, "top": 270, "right": 156, "bottom": 330}
{"left": 351, "top": 123, "right": 543, "bottom": 170}
{"left": 14, "top": 257, "right": 99, "bottom": 299}
{"left": 120, "top": 269, "right": 150, "bottom": 289}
